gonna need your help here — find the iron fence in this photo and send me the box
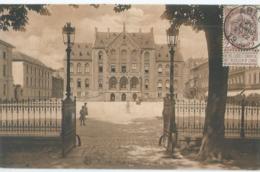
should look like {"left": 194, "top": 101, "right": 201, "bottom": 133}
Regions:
{"left": 175, "top": 99, "right": 260, "bottom": 139}
{"left": 0, "top": 99, "right": 62, "bottom": 136}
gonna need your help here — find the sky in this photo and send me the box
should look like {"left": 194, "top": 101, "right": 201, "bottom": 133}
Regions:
{"left": 0, "top": 5, "right": 207, "bottom": 69}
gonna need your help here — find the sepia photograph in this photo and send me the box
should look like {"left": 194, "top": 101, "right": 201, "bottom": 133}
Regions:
{"left": 0, "top": 4, "right": 259, "bottom": 169}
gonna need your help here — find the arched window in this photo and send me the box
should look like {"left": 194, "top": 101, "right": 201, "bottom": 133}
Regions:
{"left": 98, "top": 51, "right": 103, "bottom": 61}
{"left": 77, "top": 78, "right": 81, "bottom": 88}
{"left": 85, "top": 63, "right": 90, "bottom": 73}
{"left": 144, "top": 63, "right": 149, "bottom": 73}
{"left": 165, "top": 80, "right": 169, "bottom": 89}
{"left": 144, "top": 51, "right": 150, "bottom": 63}
{"left": 121, "top": 93, "right": 126, "bottom": 101}
{"left": 165, "top": 64, "right": 169, "bottom": 74}
{"left": 120, "top": 77, "right": 128, "bottom": 90}
{"left": 85, "top": 79, "right": 89, "bottom": 88}
{"left": 130, "top": 77, "right": 139, "bottom": 89}
{"left": 157, "top": 80, "right": 162, "bottom": 90}
{"left": 109, "top": 77, "right": 117, "bottom": 89}
{"left": 77, "top": 63, "right": 82, "bottom": 73}
{"left": 158, "top": 64, "right": 163, "bottom": 74}
{"left": 98, "top": 80, "right": 103, "bottom": 89}
{"left": 145, "top": 79, "right": 149, "bottom": 89}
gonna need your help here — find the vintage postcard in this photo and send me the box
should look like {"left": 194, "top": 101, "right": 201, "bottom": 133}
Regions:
{"left": 0, "top": 4, "right": 259, "bottom": 170}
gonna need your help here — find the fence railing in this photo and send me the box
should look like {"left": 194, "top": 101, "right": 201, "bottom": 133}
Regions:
{"left": 174, "top": 99, "right": 260, "bottom": 139}
{"left": 0, "top": 99, "right": 62, "bottom": 136}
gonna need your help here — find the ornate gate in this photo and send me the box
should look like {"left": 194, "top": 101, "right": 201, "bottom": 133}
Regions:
{"left": 61, "top": 97, "right": 76, "bottom": 157}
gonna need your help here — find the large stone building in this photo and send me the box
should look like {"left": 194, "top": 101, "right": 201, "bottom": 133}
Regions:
{"left": 12, "top": 52, "right": 53, "bottom": 100}
{"left": 0, "top": 40, "right": 15, "bottom": 100}
{"left": 66, "top": 25, "right": 185, "bottom": 101}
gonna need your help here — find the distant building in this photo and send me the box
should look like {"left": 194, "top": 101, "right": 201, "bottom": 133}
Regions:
{"left": 52, "top": 71, "right": 64, "bottom": 98}
{"left": 185, "top": 60, "right": 260, "bottom": 99}
{"left": 65, "top": 24, "right": 185, "bottom": 101}
{"left": 12, "top": 52, "right": 53, "bottom": 100}
{"left": 0, "top": 39, "right": 15, "bottom": 100}
{"left": 228, "top": 66, "right": 260, "bottom": 96}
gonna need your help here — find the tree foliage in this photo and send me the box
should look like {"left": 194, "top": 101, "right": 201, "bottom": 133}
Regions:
{"left": 162, "top": 5, "right": 222, "bottom": 31}
{"left": 0, "top": 5, "right": 50, "bottom": 31}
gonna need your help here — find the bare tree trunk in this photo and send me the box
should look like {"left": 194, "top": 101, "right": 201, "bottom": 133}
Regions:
{"left": 197, "top": 24, "right": 229, "bottom": 161}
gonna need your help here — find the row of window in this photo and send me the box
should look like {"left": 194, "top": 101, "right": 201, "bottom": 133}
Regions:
{"left": 26, "top": 77, "right": 51, "bottom": 89}
{"left": 97, "top": 50, "right": 150, "bottom": 62}
{"left": 71, "top": 63, "right": 90, "bottom": 74}
{"left": 229, "top": 72, "right": 260, "bottom": 85}
{"left": 71, "top": 62, "right": 180, "bottom": 75}
{"left": 26, "top": 64, "right": 51, "bottom": 79}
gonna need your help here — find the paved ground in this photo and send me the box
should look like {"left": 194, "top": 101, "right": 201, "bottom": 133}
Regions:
{"left": 1, "top": 101, "right": 260, "bottom": 169}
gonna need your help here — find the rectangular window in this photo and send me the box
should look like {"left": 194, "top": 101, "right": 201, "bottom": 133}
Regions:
{"left": 3, "top": 64, "right": 6, "bottom": 77}
{"left": 111, "top": 64, "right": 116, "bottom": 73}
{"left": 70, "top": 63, "right": 74, "bottom": 73}
{"left": 77, "top": 80, "right": 81, "bottom": 88}
{"left": 3, "top": 52, "right": 6, "bottom": 59}
{"left": 121, "top": 65, "right": 126, "bottom": 73}
{"left": 99, "top": 64, "right": 103, "bottom": 73}
{"left": 3, "top": 84, "right": 6, "bottom": 96}
{"left": 144, "top": 64, "right": 149, "bottom": 73}
{"left": 99, "top": 80, "right": 103, "bottom": 89}
{"left": 132, "top": 63, "right": 137, "bottom": 71}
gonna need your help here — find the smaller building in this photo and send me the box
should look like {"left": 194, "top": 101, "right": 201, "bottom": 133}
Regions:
{"left": 0, "top": 39, "right": 15, "bottom": 100}
{"left": 185, "top": 59, "right": 208, "bottom": 100}
{"left": 12, "top": 52, "right": 53, "bottom": 100}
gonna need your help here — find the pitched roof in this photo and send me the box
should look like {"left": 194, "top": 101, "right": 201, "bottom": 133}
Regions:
{"left": 71, "top": 43, "right": 92, "bottom": 60}
{"left": 0, "top": 39, "right": 15, "bottom": 48}
{"left": 94, "top": 31, "right": 155, "bottom": 49}
{"left": 155, "top": 44, "right": 184, "bottom": 62}
{"left": 13, "top": 51, "right": 52, "bottom": 70}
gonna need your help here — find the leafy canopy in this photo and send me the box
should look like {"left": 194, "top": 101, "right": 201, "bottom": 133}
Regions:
{"left": 0, "top": 5, "right": 50, "bottom": 31}
{"left": 162, "top": 5, "right": 222, "bottom": 31}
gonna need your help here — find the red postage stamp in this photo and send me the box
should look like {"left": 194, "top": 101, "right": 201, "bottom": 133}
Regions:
{"left": 223, "top": 5, "right": 260, "bottom": 66}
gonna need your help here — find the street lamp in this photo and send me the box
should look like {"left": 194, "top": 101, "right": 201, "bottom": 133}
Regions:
{"left": 62, "top": 22, "right": 75, "bottom": 99}
{"left": 166, "top": 23, "right": 179, "bottom": 154}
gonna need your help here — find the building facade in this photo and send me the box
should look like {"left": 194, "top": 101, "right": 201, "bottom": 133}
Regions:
{"left": 0, "top": 40, "right": 15, "bottom": 100}
{"left": 66, "top": 25, "right": 185, "bottom": 101}
{"left": 184, "top": 60, "right": 260, "bottom": 99}
{"left": 12, "top": 52, "right": 53, "bottom": 100}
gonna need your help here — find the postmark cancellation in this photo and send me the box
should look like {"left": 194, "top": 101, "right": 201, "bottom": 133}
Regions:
{"left": 223, "top": 5, "right": 260, "bottom": 66}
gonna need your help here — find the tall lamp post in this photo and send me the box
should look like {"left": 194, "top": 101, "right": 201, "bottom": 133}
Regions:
{"left": 166, "top": 23, "right": 179, "bottom": 153}
{"left": 62, "top": 22, "right": 75, "bottom": 100}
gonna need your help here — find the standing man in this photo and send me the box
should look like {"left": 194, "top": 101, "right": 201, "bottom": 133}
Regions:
{"left": 83, "top": 102, "right": 88, "bottom": 121}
